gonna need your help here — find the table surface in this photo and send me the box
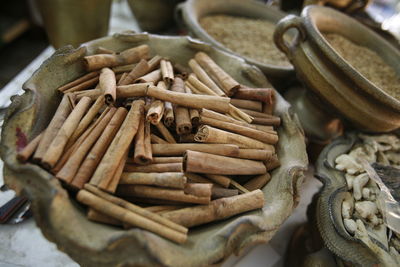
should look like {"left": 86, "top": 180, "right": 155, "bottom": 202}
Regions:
{"left": 0, "top": 1, "right": 323, "bottom": 266}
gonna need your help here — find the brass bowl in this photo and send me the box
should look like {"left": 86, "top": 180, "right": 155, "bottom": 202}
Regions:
{"left": 177, "top": 0, "right": 295, "bottom": 82}
{"left": 274, "top": 6, "right": 400, "bottom": 133}
{"left": 0, "top": 32, "right": 308, "bottom": 266}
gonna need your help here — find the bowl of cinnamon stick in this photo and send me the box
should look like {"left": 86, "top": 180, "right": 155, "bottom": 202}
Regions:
{"left": 1, "top": 31, "right": 307, "bottom": 266}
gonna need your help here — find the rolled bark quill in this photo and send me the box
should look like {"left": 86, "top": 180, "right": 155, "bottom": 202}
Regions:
{"left": 56, "top": 107, "right": 117, "bottom": 183}
{"left": 99, "top": 67, "right": 117, "bottom": 105}
{"left": 237, "top": 149, "right": 274, "bottom": 161}
{"left": 184, "top": 183, "right": 213, "bottom": 198}
{"left": 119, "top": 172, "right": 186, "bottom": 189}
{"left": 171, "top": 77, "right": 192, "bottom": 135}
{"left": 205, "top": 174, "right": 231, "bottom": 188}
{"left": 83, "top": 44, "right": 150, "bottom": 71}
{"left": 77, "top": 189, "right": 187, "bottom": 244}
{"left": 146, "top": 82, "right": 165, "bottom": 125}
{"left": 195, "top": 125, "right": 274, "bottom": 150}
{"left": 155, "top": 122, "right": 176, "bottom": 143}
{"left": 151, "top": 143, "right": 239, "bottom": 157}
{"left": 74, "top": 89, "right": 102, "bottom": 101}
{"left": 230, "top": 99, "right": 262, "bottom": 112}
{"left": 160, "top": 59, "right": 174, "bottom": 84}
{"left": 183, "top": 150, "right": 267, "bottom": 175}
{"left": 145, "top": 205, "right": 182, "bottom": 213}
{"left": 133, "top": 117, "right": 152, "bottom": 165}
{"left": 124, "top": 163, "right": 182, "bottom": 173}
{"left": 150, "top": 134, "right": 168, "bottom": 144}
{"left": 188, "top": 59, "right": 226, "bottom": 96}
{"left": 199, "top": 116, "right": 278, "bottom": 145}
{"left": 151, "top": 157, "right": 183, "bottom": 164}
{"left": 162, "top": 189, "right": 264, "bottom": 228}
{"left": 112, "top": 64, "right": 136, "bottom": 74}
{"left": 163, "top": 102, "right": 174, "bottom": 127}
{"left": 184, "top": 84, "right": 200, "bottom": 126}
{"left": 212, "top": 187, "right": 238, "bottom": 199}
{"left": 244, "top": 173, "right": 271, "bottom": 191}
{"left": 70, "top": 107, "right": 127, "bottom": 189}
{"left": 194, "top": 52, "right": 240, "bottom": 96}
{"left": 116, "top": 185, "right": 211, "bottom": 205}
{"left": 106, "top": 149, "right": 129, "bottom": 193}
{"left": 251, "top": 116, "right": 281, "bottom": 127}
{"left": 146, "top": 85, "right": 231, "bottom": 114}
{"left": 239, "top": 108, "right": 280, "bottom": 120}
{"left": 89, "top": 100, "right": 144, "bottom": 191}
{"left": 234, "top": 87, "right": 275, "bottom": 105}
{"left": 265, "top": 154, "right": 280, "bottom": 171}
{"left": 187, "top": 73, "right": 218, "bottom": 96}
{"left": 68, "top": 95, "right": 106, "bottom": 147}
{"left": 87, "top": 209, "right": 122, "bottom": 226}
{"left": 116, "top": 83, "right": 151, "bottom": 99}
{"left": 62, "top": 77, "right": 100, "bottom": 94}
{"left": 41, "top": 97, "right": 92, "bottom": 169}
{"left": 17, "top": 132, "right": 43, "bottom": 162}
{"left": 58, "top": 71, "right": 99, "bottom": 92}
{"left": 118, "top": 59, "right": 150, "bottom": 85}
{"left": 34, "top": 94, "right": 72, "bottom": 161}
{"left": 185, "top": 173, "right": 216, "bottom": 185}
{"left": 134, "top": 69, "right": 161, "bottom": 84}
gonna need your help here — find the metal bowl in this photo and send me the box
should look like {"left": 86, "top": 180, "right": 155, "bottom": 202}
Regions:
{"left": 274, "top": 6, "right": 400, "bottom": 133}
{"left": 0, "top": 32, "right": 308, "bottom": 266}
{"left": 177, "top": 0, "right": 295, "bottom": 82}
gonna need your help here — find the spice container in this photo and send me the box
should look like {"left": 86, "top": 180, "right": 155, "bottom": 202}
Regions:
{"left": 177, "top": 0, "right": 295, "bottom": 83}
{"left": 0, "top": 32, "right": 307, "bottom": 266}
{"left": 274, "top": 5, "right": 400, "bottom": 133}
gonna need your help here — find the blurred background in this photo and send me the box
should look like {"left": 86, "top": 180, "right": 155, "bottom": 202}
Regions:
{"left": 0, "top": 0, "right": 399, "bottom": 89}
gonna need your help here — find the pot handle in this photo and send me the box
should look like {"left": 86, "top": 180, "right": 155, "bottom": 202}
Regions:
{"left": 273, "top": 15, "right": 306, "bottom": 56}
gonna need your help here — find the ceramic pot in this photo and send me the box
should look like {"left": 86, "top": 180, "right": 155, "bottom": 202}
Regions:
{"left": 0, "top": 32, "right": 308, "bottom": 266}
{"left": 274, "top": 6, "right": 400, "bottom": 133}
{"left": 176, "top": 0, "right": 295, "bottom": 83}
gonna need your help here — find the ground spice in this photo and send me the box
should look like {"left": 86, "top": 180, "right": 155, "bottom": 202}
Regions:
{"left": 200, "top": 15, "right": 291, "bottom": 67}
{"left": 324, "top": 33, "right": 400, "bottom": 100}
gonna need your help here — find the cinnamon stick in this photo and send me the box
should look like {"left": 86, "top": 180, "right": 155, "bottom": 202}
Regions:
{"left": 112, "top": 64, "right": 136, "bottom": 74}
{"left": 116, "top": 83, "right": 151, "bottom": 99}
{"left": 171, "top": 77, "right": 192, "bottom": 135}
{"left": 56, "top": 107, "right": 116, "bottom": 183}
{"left": 42, "top": 96, "right": 92, "bottom": 169}
{"left": 184, "top": 183, "right": 213, "bottom": 198}
{"left": 230, "top": 98, "right": 262, "bottom": 112}
{"left": 117, "top": 185, "right": 211, "bottom": 205}
{"left": 34, "top": 94, "right": 72, "bottom": 161}
{"left": 152, "top": 157, "right": 183, "bottom": 164}
{"left": 74, "top": 89, "right": 102, "bottom": 101}
{"left": 146, "top": 81, "right": 166, "bottom": 125}
{"left": 184, "top": 83, "right": 200, "bottom": 126}
{"left": 70, "top": 107, "right": 128, "bottom": 189}
{"left": 119, "top": 172, "right": 186, "bottom": 189}
{"left": 163, "top": 101, "right": 174, "bottom": 127}
{"left": 77, "top": 189, "right": 187, "bottom": 243}
{"left": 155, "top": 122, "right": 176, "bottom": 143}
{"left": 237, "top": 149, "right": 274, "bottom": 161}
{"left": 243, "top": 173, "right": 271, "bottom": 191}
{"left": 150, "top": 134, "right": 168, "bottom": 144}
{"left": 200, "top": 109, "right": 263, "bottom": 131}
{"left": 151, "top": 143, "right": 239, "bottom": 157}
{"left": 106, "top": 149, "right": 128, "bottom": 193}
{"left": 87, "top": 209, "right": 122, "bottom": 226}
{"left": 100, "top": 68, "right": 117, "bottom": 105}
{"left": 188, "top": 59, "right": 226, "bottom": 96}
{"left": 134, "top": 69, "right": 161, "bottom": 84}
{"left": 200, "top": 116, "right": 278, "bottom": 145}
{"left": 83, "top": 44, "right": 150, "bottom": 71}
{"left": 133, "top": 117, "right": 152, "bottom": 165}
{"left": 58, "top": 71, "right": 99, "bottom": 92}
{"left": 68, "top": 95, "right": 106, "bottom": 147}
{"left": 234, "top": 87, "right": 275, "bottom": 104}
{"left": 212, "top": 187, "right": 238, "bottom": 199}
{"left": 185, "top": 173, "right": 216, "bottom": 184}
{"left": 17, "top": 132, "right": 43, "bottom": 162}
{"left": 144, "top": 205, "right": 182, "bottom": 213}
{"left": 63, "top": 76, "right": 100, "bottom": 93}
{"left": 194, "top": 52, "right": 239, "bottom": 96}
{"left": 205, "top": 174, "right": 231, "bottom": 188}
{"left": 90, "top": 100, "right": 144, "bottom": 192}
{"left": 119, "top": 59, "right": 150, "bottom": 85}
{"left": 265, "top": 154, "right": 280, "bottom": 171}
{"left": 251, "top": 116, "right": 281, "bottom": 126}
{"left": 160, "top": 59, "right": 174, "bottom": 84}
{"left": 124, "top": 163, "right": 182, "bottom": 173}
{"left": 183, "top": 150, "right": 266, "bottom": 175}
{"left": 186, "top": 74, "right": 218, "bottom": 96}
{"left": 162, "top": 189, "right": 264, "bottom": 227}
{"left": 195, "top": 125, "right": 274, "bottom": 150}
{"left": 146, "top": 85, "right": 231, "bottom": 114}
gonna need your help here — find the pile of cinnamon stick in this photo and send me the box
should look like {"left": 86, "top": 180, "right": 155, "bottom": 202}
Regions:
{"left": 17, "top": 44, "right": 282, "bottom": 244}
